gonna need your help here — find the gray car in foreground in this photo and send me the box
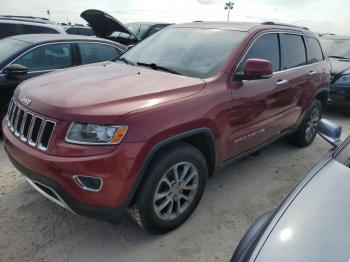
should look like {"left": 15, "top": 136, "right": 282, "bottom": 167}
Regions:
{"left": 232, "top": 119, "right": 350, "bottom": 262}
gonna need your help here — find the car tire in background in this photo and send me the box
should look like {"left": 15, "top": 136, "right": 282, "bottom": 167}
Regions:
{"left": 290, "top": 99, "right": 323, "bottom": 147}
{"left": 129, "top": 142, "right": 207, "bottom": 234}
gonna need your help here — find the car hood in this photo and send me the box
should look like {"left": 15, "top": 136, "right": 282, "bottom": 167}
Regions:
{"left": 15, "top": 62, "right": 205, "bottom": 124}
{"left": 256, "top": 159, "right": 350, "bottom": 262}
{"left": 80, "top": 9, "right": 136, "bottom": 39}
{"left": 330, "top": 57, "right": 350, "bottom": 76}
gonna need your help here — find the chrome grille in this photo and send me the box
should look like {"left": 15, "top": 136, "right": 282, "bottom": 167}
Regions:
{"left": 7, "top": 98, "right": 55, "bottom": 151}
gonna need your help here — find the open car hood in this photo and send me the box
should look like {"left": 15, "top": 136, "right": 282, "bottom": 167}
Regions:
{"left": 80, "top": 9, "right": 136, "bottom": 39}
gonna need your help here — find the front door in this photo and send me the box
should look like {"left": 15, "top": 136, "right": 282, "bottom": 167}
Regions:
{"left": 225, "top": 32, "right": 308, "bottom": 159}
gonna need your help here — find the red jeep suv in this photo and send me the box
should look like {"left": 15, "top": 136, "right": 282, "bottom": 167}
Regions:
{"left": 3, "top": 21, "right": 330, "bottom": 234}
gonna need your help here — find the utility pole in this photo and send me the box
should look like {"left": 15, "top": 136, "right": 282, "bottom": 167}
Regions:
{"left": 47, "top": 10, "right": 51, "bottom": 21}
{"left": 225, "top": 2, "right": 234, "bottom": 22}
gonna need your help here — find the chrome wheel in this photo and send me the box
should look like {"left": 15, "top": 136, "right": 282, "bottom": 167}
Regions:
{"left": 153, "top": 162, "right": 199, "bottom": 221}
{"left": 305, "top": 108, "right": 320, "bottom": 141}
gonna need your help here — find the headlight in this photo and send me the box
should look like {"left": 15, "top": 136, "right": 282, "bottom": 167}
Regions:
{"left": 65, "top": 123, "right": 128, "bottom": 145}
{"left": 335, "top": 74, "right": 350, "bottom": 85}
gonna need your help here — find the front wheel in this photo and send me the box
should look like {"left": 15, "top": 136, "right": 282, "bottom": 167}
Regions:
{"left": 129, "top": 143, "right": 207, "bottom": 234}
{"left": 290, "top": 100, "right": 322, "bottom": 147}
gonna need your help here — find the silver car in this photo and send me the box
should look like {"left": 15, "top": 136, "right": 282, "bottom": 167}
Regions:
{"left": 232, "top": 119, "right": 350, "bottom": 262}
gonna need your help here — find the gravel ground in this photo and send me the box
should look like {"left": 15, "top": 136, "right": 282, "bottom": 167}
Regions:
{"left": 0, "top": 108, "right": 349, "bottom": 262}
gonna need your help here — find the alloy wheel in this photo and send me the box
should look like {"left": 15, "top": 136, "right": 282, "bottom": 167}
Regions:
{"left": 153, "top": 162, "right": 199, "bottom": 221}
{"left": 305, "top": 107, "right": 320, "bottom": 141}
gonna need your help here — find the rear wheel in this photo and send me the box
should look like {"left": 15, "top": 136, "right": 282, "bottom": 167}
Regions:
{"left": 129, "top": 143, "right": 207, "bottom": 234}
{"left": 290, "top": 100, "right": 322, "bottom": 147}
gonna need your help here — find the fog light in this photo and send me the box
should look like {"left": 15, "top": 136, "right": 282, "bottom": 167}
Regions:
{"left": 73, "top": 175, "right": 103, "bottom": 192}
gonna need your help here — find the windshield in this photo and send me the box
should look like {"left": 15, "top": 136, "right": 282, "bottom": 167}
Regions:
{"left": 0, "top": 38, "right": 30, "bottom": 65}
{"left": 110, "top": 24, "right": 152, "bottom": 40}
{"left": 321, "top": 38, "right": 350, "bottom": 59}
{"left": 127, "top": 23, "right": 152, "bottom": 39}
{"left": 121, "top": 27, "right": 247, "bottom": 78}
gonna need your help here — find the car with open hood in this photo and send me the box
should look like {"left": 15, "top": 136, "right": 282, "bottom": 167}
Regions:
{"left": 231, "top": 119, "right": 350, "bottom": 262}
{"left": 81, "top": 9, "right": 172, "bottom": 46}
{"left": 3, "top": 21, "right": 330, "bottom": 234}
{"left": 321, "top": 35, "right": 350, "bottom": 114}
{"left": 0, "top": 16, "right": 67, "bottom": 39}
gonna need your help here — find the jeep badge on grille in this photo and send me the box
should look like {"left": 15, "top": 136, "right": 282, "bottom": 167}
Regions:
{"left": 20, "top": 96, "right": 32, "bottom": 106}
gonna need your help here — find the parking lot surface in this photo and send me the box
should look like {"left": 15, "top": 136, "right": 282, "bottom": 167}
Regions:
{"left": 1, "top": 109, "right": 349, "bottom": 262}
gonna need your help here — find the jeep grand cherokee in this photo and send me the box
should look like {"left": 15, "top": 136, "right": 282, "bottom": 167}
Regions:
{"left": 3, "top": 21, "right": 330, "bottom": 234}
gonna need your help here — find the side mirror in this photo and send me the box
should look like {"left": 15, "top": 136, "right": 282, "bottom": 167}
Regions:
{"left": 4, "top": 64, "right": 28, "bottom": 77}
{"left": 318, "top": 119, "right": 342, "bottom": 148}
{"left": 235, "top": 59, "right": 273, "bottom": 81}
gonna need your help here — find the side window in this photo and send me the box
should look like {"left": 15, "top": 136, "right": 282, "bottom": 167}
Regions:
{"left": 237, "top": 33, "right": 280, "bottom": 73}
{"left": 20, "top": 24, "right": 59, "bottom": 34}
{"left": 0, "top": 23, "right": 19, "bottom": 39}
{"left": 280, "top": 34, "right": 307, "bottom": 70}
{"left": 13, "top": 43, "right": 72, "bottom": 72}
{"left": 305, "top": 37, "right": 324, "bottom": 64}
{"left": 78, "top": 43, "right": 121, "bottom": 64}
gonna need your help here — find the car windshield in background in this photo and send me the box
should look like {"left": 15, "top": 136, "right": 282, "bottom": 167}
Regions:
{"left": 127, "top": 23, "right": 152, "bottom": 39}
{"left": 121, "top": 27, "right": 247, "bottom": 78}
{"left": 321, "top": 39, "right": 350, "bottom": 59}
{"left": 0, "top": 38, "right": 30, "bottom": 65}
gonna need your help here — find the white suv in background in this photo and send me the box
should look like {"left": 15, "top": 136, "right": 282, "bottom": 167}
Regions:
{"left": 0, "top": 16, "right": 66, "bottom": 39}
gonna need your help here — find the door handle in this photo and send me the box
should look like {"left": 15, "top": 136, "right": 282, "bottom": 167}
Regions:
{"left": 276, "top": 79, "right": 288, "bottom": 86}
{"left": 309, "top": 70, "right": 317, "bottom": 76}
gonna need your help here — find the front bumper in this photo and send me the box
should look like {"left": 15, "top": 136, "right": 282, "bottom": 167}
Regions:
{"left": 3, "top": 118, "right": 148, "bottom": 221}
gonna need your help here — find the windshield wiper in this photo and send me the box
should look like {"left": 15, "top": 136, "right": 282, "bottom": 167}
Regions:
{"left": 328, "top": 55, "right": 350, "bottom": 60}
{"left": 117, "top": 57, "right": 135, "bottom": 65}
{"left": 137, "top": 62, "right": 182, "bottom": 75}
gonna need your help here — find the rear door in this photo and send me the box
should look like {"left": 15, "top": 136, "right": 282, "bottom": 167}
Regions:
{"left": 272, "top": 33, "right": 310, "bottom": 129}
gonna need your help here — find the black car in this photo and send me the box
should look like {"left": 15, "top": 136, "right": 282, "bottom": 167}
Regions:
{"left": 231, "top": 119, "right": 350, "bottom": 261}
{"left": 321, "top": 35, "right": 350, "bottom": 114}
{"left": 81, "top": 9, "right": 172, "bottom": 46}
{"left": 0, "top": 34, "right": 125, "bottom": 122}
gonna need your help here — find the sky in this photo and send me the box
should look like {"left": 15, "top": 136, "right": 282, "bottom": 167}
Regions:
{"left": 0, "top": 0, "right": 349, "bottom": 35}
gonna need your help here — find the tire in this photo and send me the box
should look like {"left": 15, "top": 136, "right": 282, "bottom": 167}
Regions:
{"left": 290, "top": 100, "right": 323, "bottom": 147}
{"left": 129, "top": 142, "right": 207, "bottom": 234}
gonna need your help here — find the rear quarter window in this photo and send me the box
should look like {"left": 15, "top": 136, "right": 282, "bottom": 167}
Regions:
{"left": 0, "top": 23, "right": 19, "bottom": 39}
{"left": 20, "top": 24, "right": 59, "bottom": 34}
{"left": 305, "top": 37, "right": 324, "bottom": 64}
{"left": 280, "top": 34, "right": 307, "bottom": 70}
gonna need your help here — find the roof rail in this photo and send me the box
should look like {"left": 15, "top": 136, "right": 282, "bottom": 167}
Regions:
{"left": 262, "top": 21, "right": 309, "bottom": 31}
{"left": 0, "top": 15, "right": 51, "bottom": 24}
